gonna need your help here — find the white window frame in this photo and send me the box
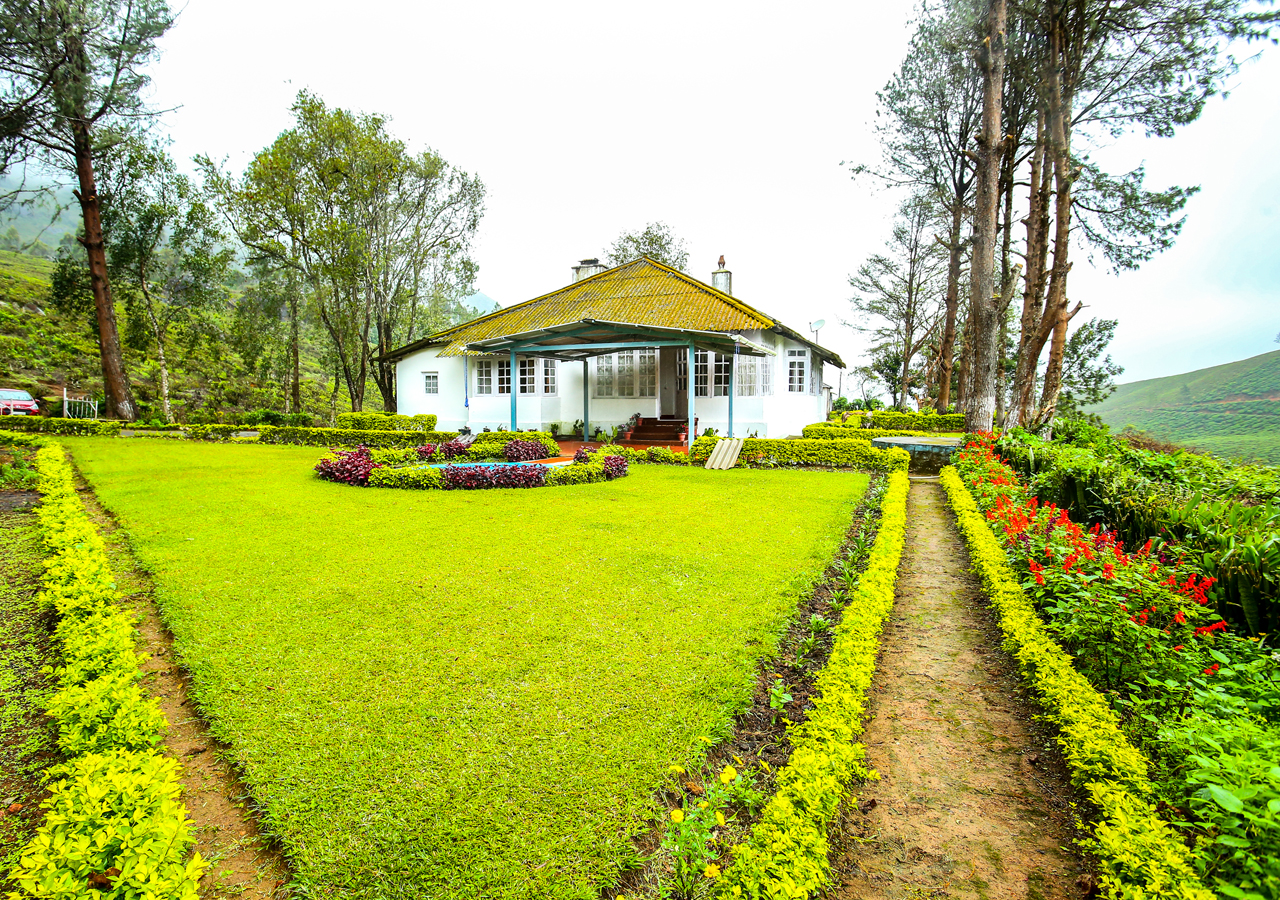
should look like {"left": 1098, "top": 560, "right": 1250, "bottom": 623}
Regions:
{"left": 519, "top": 357, "right": 537, "bottom": 394}
{"left": 637, "top": 349, "right": 657, "bottom": 398}
{"left": 694, "top": 350, "right": 709, "bottom": 398}
{"left": 676, "top": 349, "right": 688, "bottom": 391}
{"left": 542, "top": 359, "right": 557, "bottom": 395}
{"left": 616, "top": 350, "right": 635, "bottom": 398}
{"left": 596, "top": 355, "right": 614, "bottom": 397}
{"left": 736, "top": 358, "right": 756, "bottom": 397}
{"left": 760, "top": 356, "right": 772, "bottom": 396}
{"left": 498, "top": 358, "right": 511, "bottom": 395}
{"left": 423, "top": 372, "right": 439, "bottom": 395}
{"left": 475, "top": 360, "right": 492, "bottom": 395}
{"left": 788, "top": 349, "right": 807, "bottom": 393}
{"left": 712, "top": 353, "right": 731, "bottom": 397}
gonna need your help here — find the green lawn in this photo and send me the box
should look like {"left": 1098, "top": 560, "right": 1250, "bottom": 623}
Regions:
{"left": 63, "top": 439, "right": 867, "bottom": 899}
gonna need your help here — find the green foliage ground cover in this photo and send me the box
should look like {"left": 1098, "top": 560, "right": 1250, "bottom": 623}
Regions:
{"left": 61, "top": 437, "right": 868, "bottom": 899}
{"left": 1087, "top": 349, "right": 1280, "bottom": 464}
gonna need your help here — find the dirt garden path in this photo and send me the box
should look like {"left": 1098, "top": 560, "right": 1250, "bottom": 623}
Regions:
{"left": 828, "top": 480, "right": 1087, "bottom": 900}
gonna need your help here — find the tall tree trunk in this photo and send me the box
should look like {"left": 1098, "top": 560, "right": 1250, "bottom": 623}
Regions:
{"left": 1012, "top": 109, "right": 1053, "bottom": 424}
{"left": 289, "top": 271, "right": 301, "bottom": 412}
{"left": 964, "top": 0, "right": 1008, "bottom": 433}
{"left": 71, "top": 121, "right": 135, "bottom": 420}
{"left": 1034, "top": 299, "right": 1081, "bottom": 426}
{"left": 935, "top": 204, "right": 965, "bottom": 412}
{"left": 957, "top": 303, "right": 974, "bottom": 406}
{"left": 138, "top": 282, "right": 172, "bottom": 424}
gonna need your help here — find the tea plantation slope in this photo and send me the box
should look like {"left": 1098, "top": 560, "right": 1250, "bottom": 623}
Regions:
{"left": 59, "top": 438, "right": 869, "bottom": 899}
{"left": 1087, "top": 348, "right": 1280, "bottom": 464}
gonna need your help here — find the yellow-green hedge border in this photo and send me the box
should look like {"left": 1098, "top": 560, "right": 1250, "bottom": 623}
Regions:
{"left": 940, "top": 465, "right": 1213, "bottom": 900}
{"left": 722, "top": 470, "right": 909, "bottom": 899}
{"left": 1, "top": 431, "right": 205, "bottom": 899}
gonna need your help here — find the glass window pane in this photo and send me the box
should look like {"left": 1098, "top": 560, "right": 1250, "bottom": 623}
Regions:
{"left": 476, "top": 360, "right": 492, "bottom": 395}
{"left": 424, "top": 372, "right": 439, "bottom": 394}
{"left": 638, "top": 350, "right": 656, "bottom": 397}
{"left": 498, "top": 359, "right": 511, "bottom": 394}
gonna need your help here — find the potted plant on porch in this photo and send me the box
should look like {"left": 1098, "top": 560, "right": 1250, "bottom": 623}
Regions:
{"left": 621, "top": 412, "right": 642, "bottom": 441}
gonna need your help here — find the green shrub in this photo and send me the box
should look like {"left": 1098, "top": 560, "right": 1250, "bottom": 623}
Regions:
{"left": 801, "top": 425, "right": 929, "bottom": 440}
{"left": 0, "top": 416, "right": 123, "bottom": 437}
{"left": 825, "top": 411, "right": 963, "bottom": 432}
{"left": 334, "top": 411, "right": 438, "bottom": 431}
{"left": 6, "top": 750, "right": 204, "bottom": 900}
{"left": 692, "top": 436, "right": 909, "bottom": 473}
{"left": 544, "top": 460, "right": 610, "bottom": 486}
{"left": 4, "top": 440, "right": 205, "bottom": 894}
{"left": 255, "top": 426, "right": 460, "bottom": 448}
{"left": 368, "top": 465, "right": 447, "bottom": 490}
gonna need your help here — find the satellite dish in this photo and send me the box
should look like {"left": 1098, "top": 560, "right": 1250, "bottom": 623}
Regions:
{"left": 810, "top": 319, "right": 826, "bottom": 331}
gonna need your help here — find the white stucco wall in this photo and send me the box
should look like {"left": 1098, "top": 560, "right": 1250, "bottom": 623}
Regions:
{"left": 395, "top": 338, "right": 828, "bottom": 438}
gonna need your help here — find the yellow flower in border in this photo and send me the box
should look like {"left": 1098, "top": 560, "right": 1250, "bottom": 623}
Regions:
{"left": 704, "top": 863, "right": 721, "bottom": 879}
{"left": 699, "top": 801, "right": 709, "bottom": 810}
{"left": 668, "top": 765, "right": 685, "bottom": 775}
{"left": 716, "top": 810, "right": 726, "bottom": 827}
{"left": 721, "top": 765, "right": 737, "bottom": 784}
{"left": 670, "top": 808, "right": 684, "bottom": 824}
{"left": 732, "top": 754, "right": 744, "bottom": 766}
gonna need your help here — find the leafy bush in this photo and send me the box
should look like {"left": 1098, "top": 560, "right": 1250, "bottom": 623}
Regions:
{"left": 367, "top": 465, "right": 446, "bottom": 490}
{"left": 314, "top": 447, "right": 380, "bottom": 486}
{"left": 800, "top": 425, "right": 929, "bottom": 440}
{"left": 995, "top": 427, "right": 1280, "bottom": 635}
{"left": 4, "top": 439, "right": 205, "bottom": 895}
{"left": 442, "top": 464, "right": 546, "bottom": 489}
{"left": 503, "top": 439, "right": 549, "bottom": 462}
{"left": 573, "top": 447, "right": 593, "bottom": 464}
{"left": 692, "top": 436, "right": 909, "bottom": 473}
{"left": 0, "top": 416, "right": 123, "bottom": 436}
{"left": 334, "top": 412, "right": 438, "bottom": 431}
{"left": 7, "top": 750, "right": 204, "bottom": 900}
{"left": 601, "top": 454, "right": 628, "bottom": 479}
{"left": 946, "top": 437, "right": 1280, "bottom": 899}
{"left": 826, "top": 410, "right": 962, "bottom": 431}
{"left": 725, "top": 471, "right": 909, "bottom": 897}
{"left": 255, "top": 425, "right": 459, "bottom": 448}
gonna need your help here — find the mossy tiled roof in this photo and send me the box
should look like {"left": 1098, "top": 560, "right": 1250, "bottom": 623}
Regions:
{"left": 385, "top": 257, "right": 843, "bottom": 366}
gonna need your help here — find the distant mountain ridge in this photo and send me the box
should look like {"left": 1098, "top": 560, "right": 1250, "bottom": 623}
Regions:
{"left": 1087, "top": 348, "right": 1280, "bottom": 464}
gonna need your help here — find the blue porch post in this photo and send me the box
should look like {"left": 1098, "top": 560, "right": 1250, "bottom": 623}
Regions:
{"left": 687, "top": 340, "right": 696, "bottom": 455}
{"left": 582, "top": 359, "right": 590, "bottom": 442}
{"left": 509, "top": 349, "right": 517, "bottom": 431}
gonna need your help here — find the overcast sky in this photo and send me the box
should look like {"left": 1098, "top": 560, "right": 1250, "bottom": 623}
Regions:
{"left": 146, "top": 0, "right": 1279, "bottom": 389}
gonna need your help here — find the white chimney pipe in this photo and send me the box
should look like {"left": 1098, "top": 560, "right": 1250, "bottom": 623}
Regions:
{"left": 712, "top": 257, "right": 732, "bottom": 295}
{"left": 572, "top": 258, "right": 607, "bottom": 282}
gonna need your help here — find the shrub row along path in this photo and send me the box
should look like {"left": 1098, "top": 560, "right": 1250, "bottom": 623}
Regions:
{"left": 829, "top": 480, "right": 1085, "bottom": 899}
{"left": 76, "top": 477, "right": 291, "bottom": 900}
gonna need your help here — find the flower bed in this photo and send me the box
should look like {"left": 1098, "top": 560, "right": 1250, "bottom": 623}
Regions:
{"left": 723, "top": 470, "right": 909, "bottom": 898}
{"left": 1, "top": 431, "right": 204, "bottom": 898}
{"left": 320, "top": 443, "right": 629, "bottom": 490}
{"left": 946, "top": 434, "right": 1280, "bottom": 899}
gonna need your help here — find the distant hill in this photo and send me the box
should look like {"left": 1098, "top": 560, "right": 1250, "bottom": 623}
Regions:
{"left": 1087, "top": 348, "right": 1280, "bottom": 464}
{"left": 464, "top": 292, "right": 501, "bottom": 315}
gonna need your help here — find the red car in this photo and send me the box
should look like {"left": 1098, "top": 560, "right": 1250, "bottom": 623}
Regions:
{"left": 0, "top": 388, "right": 40, "bottom": 416}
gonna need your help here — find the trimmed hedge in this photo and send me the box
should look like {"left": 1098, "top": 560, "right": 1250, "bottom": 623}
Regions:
{"left": 4, "top": 434, "right": 205, "bottom": 898}
{"left": 334, "top": 412, "right": 438, "bottom": 431}
{"left": 254, "top": 425, "right": 460, "bottom": 448}
{"left": 0, "top": 416, "right": 123, "bottom": 436}
{"left": 691, "top": 436, "right": 910, "bottom": 473}
{"left": 941, "top": 465, "right": 1213, "bottom": 900}
{"left": 800, "top": 426, "right": 929, "bottom": 441}
{"left": 725, "top": 471, "right": 909, "bottom": 898}
{"left": 825, "top": 411, "right": 964, "bottom": 432}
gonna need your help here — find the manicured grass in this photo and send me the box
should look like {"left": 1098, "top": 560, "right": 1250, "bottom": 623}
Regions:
{"left": 62, "top": 439, "right": 868, "bottom": 899}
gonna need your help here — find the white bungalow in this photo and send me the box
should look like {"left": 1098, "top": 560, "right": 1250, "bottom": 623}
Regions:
{"left": 383, "top": 257, "right": 843, "bottom": 447}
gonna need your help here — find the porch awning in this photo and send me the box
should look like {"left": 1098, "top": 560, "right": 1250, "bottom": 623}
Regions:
{"left": 463, "top": 318, "right": 776, "bottom": 361}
